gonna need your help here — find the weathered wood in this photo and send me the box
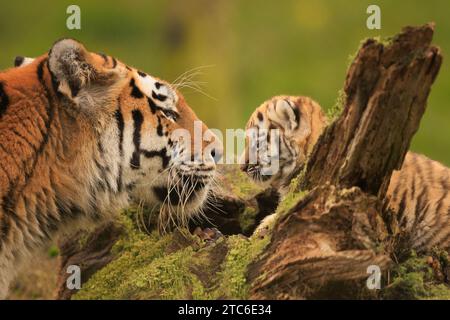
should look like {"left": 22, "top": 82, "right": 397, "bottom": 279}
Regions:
{"left": 248, "top": 24, "right": 442, "bottom": 299}
{"left": 55, "top": 222, "right": 123, "bottom": 299}
{"left": 302, "top": 23, "right": 442, "bottom": 199}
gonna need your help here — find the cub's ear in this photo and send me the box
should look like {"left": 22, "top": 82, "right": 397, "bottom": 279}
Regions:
{"left": 268, "top": 99, "right": 300, "bottom": 132}
{"left": 14, "top": 56, "right": 35, "bottom": 67}
{"left": 48, "top": 39, "right": 122, "bottom": 104}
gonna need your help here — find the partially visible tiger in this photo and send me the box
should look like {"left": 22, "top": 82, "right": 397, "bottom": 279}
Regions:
{"left": 241, "top": 95, "right": 450, "bottom": 252}
{"left": 0, "top": 39, "right": 222, "bottom": 298}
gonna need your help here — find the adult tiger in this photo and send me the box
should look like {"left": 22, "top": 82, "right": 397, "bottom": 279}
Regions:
{"left": 241, "top": 95, "right": 450, "bottom": 253}
{"left": 0, "top": 39, "right": 221, "bottom": 298}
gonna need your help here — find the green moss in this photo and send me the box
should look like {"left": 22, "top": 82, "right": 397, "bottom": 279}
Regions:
{"left": 326, "top": 89, "right": 346, "bottom": 122}
{"left": 431, "top": 247, "right": 450, "bottom": 267}
{"left": 73, "top": 210, "right": 194, "bottom": 299}
{"left": 239, "top": 207, "right": 257, "bottom": 234}
{"left": 383, "top": 251, "right": 450, "bottom": 300}
{"left": 221, "top": 165, "right": 264, "bottom": 199}
{"left": 73, "top": 206, "right": 271, "bottom": 300}
{"left": 275, "top": 175, "right": 307, "bottom": 220}
{"left": 373, "top": 35, "right": 394, "bottom": 47}
{"left": 214, "top": 235, "right": 270, "bottom": 299}
{"left": 347, "top": 36, "right": 393, "bottom": 67}
{"left": 115, "top": 247, "right": 200, "bottom": 299}
{"left": 47, "top": 245, "right": 59, "bottom": 258}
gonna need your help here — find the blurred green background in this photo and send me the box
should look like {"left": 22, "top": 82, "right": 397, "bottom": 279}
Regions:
{"left": 0, "top": 0, "right": 448, "bottom": 165}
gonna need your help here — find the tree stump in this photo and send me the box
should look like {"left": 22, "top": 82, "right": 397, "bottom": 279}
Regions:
{"left": 248, "top": 23, "right": 442, "bottom": 299}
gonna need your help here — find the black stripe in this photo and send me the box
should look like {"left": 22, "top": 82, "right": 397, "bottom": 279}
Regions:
{"left": 114, "top": 107, "right": 125, "bottom": 192}
{"left": 153, "top": 186, "right": 180, "bottom": 205}
{"left": 130, "top": 78, "right": 144, "bottom": 99}
{"left": 98, "top": 52, "right": 108, "bottom": 65}
{"left": 397, "top": 190, "right": 408, "bottom": 224}
{"left": 95, "top": 141, "right": 113, "bottom": 192}
{"left": 126, "top": 182, "right": 136, "bottom": 191}
{"left": 117, "top": 163, "right": 123, "bottom": 192}
{"left": 37, "top": 60, "right": 45, "bottom": 81}
{"left": 0, "top": 213, "right": 11, "bottom": 249}
{"left": 47, "top": 60, "right": 61, "bottom": 97}
{"left": 257, "top": 112, "right": 263, "bottom": 122}
{"left": 142, "top": 147, "right": 170, "bottom": 169}
{"left": 12, "top": 128, "right": 38, "bottom": 153}
{"left": 130, "top": 109, "right": 144, "bottom": 169}
{"left": 137, "top": 70, "right": 147, "bottom": 77}
{"left": 147, "top": 96, "right": 179, "bottom": 121}
{"left": 69, "top": 82, "right": 80, "bottom": 97}
{"left": 152, "top": 90, "right": 167, "bottom": 102}
{"left": 416, "top": 203, "right": 430, "bottom": 227}
{"left": 114, "top": 108, "right": 125, "bottom": 156}
{"left": 147, "top": 96, "right": 158, "bottom": 114}
{"left": 112, "top": 57, "right": 117, "bottom": 69}
{"left": 94, "top": 159, "right": 111, "bottom": 192}
{"left": 0, "top": 82, "right": 10, "bottom": 119}
{"left": 156, "top": 116, "right": 163, "bottom": 136}
{"left": 291, "top": 103, "right": 300, "bottom": 124}
{"left": 433, "top": 192, "right": 448, "bottom": 224}
{"left": 0, "top": 178, "right": 18, "bottom": 248}
{"left": 14, "top": 56, "right": 24, "bottom": 67}
{"left": 391, "top": 179, "right": 402, "bottom": 202}
{"left": 410, "top": 174, "right": 416, "bottom": 200}
{"left": 412, "top": 186, "right": 428, "bottom": 228}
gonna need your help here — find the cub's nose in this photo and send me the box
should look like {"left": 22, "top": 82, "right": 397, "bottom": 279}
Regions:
{"left": 240, "top": 161, "right": 249, "bottom": 173}
{"left": 210, "top": 147, "right": 223, "bottom": 164}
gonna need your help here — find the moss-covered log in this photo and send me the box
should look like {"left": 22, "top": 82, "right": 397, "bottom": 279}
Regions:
{"left": 55, "top": 165, "right": 278, "bottom": 299}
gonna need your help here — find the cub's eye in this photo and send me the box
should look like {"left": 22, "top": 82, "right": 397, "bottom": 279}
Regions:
{"left": 161, "top": 109, "right": 179, "bottom": 121}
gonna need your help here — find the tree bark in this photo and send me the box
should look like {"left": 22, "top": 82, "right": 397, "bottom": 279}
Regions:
{"left": 301, "top": 23, "right": 442, "bottom": 199}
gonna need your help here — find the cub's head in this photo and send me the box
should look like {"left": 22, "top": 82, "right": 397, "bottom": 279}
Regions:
{"left": 15, "top": 39, "right": 222, "bottom": 229}
{"left": 240, "top": 96, "right": 326, "bottom": 189}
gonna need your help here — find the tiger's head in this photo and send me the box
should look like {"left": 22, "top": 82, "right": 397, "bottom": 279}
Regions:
{"left": 11, "top": 39, "right": 222, "bottom": 229}
{"left": 240, "top": 96, "right": 326, "bottom": 190}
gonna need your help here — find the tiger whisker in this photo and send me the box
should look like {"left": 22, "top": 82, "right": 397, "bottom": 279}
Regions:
{"left": 171, "top": 65, "right": 215, "bottom": 87}
{"left": 175, "top": 83, "right": 218, "bottom": 101}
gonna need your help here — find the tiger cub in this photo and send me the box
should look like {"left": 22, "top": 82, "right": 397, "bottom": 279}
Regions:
{"left": 0, "top": 39, "right": 221, "bottom": 298}
{"left": 241, "top": 95, "right": 450, "bottom": 252}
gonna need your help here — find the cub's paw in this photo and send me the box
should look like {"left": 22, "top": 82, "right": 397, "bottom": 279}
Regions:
{"left": 253, "top": 213, "right": 277, "bottom": 239}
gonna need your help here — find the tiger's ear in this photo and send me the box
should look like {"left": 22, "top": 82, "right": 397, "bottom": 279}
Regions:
{"left": 48, "top": 39, "right": 122, "bottom": 105}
